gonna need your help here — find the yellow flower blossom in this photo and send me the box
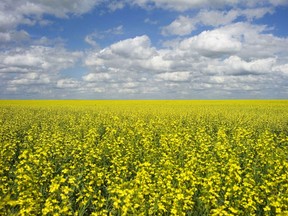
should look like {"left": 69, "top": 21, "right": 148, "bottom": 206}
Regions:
{"left": 1, "top": 100, "right": 287, "bottom": 215}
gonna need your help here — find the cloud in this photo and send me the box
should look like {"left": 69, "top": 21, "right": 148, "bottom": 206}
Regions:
{"left": 131, "top": 0, "right": 237, "bottom": 11}
{"left": 83, "top": 73, "right": 112, "bottom": 82}
{"left": 130, "top": 0, "right": 287, "bottom": 11}
{"left": 273, "top": 64, "right": 288, "bottom": 75}
{"left": 110, "top": 35, "right": 156, "bottom": 59}
{"left": 0, "top": 30, "right": 29, "bottom": 42}
{"left": 0, "top": 46, "right": 82, "bottom": 73}
{"left": 107, "top": 25, "right": 124, "bottom": 35}
{"left": 144, "top": 18, "right": 158, "bottom": 25}
{"left": 8, "top": 73, "right": 51, "bottom": 85}
{"left": 201, "top": 55, "right": 280, "bottom": 77}
{"left": 155, "top": 72, "right": 191, "bottom": 82}
{"left": 84, "top": 34, "right": 99, "bottom": 47}
{"left": 0, "top": 45, "right": 82, "bottom": 98}
{"left": 85, "top": 35, "right": 159, "bottom": 68}
{"left": 82, "top": 35, "right": 174, "bottom": 97}
{"left": 223, "top": 56, "right": 277, "bottom": 75}
{"left": 178, "top": 28, "right": 242, "bottom": 56}
{"left": 0, "top": 0, "right": 103, "bottom": 31}
{"left": 268, "top": 0, "right": 288, "bottom": 6}
{"left": 167, "top": 22, "right": 288, "bottom": 60}
{"left": 85, "top": 25, "right": 124, "bottom": 47}
{"left": 106, "top": 1, "right": 126, "bottom": 11}
{"left": 85, "top": 35, "right": 171, "bottom": 73}
{"left": 0, "top": 0, "right": 103, "bottom": 61}
{"left": 162, "top": 7, "right": 273, "bottom": 36}
{"left": 80, "top": 20, "right": 288, "bottom": 98}
{"left": 56, "top": 78, "right": 81, "bottom": 89}
{"left": 161, "top": 16, "right": 196, "bottom": 36}
{"left": 1, "top": 0, "right": 287, "bottom": 99}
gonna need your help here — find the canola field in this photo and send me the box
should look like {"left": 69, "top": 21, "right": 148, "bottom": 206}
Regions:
{"left": 0, "top": 100, "right": 288, "bottom": 216}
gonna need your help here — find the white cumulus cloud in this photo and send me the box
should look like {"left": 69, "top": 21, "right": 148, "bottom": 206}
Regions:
{"left": 161, "top": 16, "right": 196, "bottom": 36}
{"left": 110, "top": 35, "right": 156, "bottom": 59}
{"left": 81, "top": 20, "right": 288, "bottom": 98}
{"left": 0, "top": 0, "right": 103, "bottom": 31}
{"left": 162, "top": 7, "right": 273, "bottom": 36}
{"left": 155, "top": 72, "right": 191, "bottom": 82}
{"left": 130, "top": 0, "right": 287, "bottom": 11}
{"left": 1, "top": 0, "right": 287, "bottom": 99}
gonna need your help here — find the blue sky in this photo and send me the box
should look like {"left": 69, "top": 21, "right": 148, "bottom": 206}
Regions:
{"left": 1, "top": 0, "right": 288, "bottom": 99}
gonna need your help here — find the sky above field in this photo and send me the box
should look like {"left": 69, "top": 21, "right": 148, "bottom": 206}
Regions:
{"left": 1, "top": 0, "right": 288, "bottom": 99}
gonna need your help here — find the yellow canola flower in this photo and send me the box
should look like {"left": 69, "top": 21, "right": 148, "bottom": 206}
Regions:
{"left": 49, "top": 183, "right": 60, "bottom": 193}
{"left": 1, "top": 100, "right": 288, "bottom": 215}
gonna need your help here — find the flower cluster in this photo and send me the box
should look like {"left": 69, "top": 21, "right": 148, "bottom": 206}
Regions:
{"left": 0, "top": 100, "right": 288, "bottom": 215}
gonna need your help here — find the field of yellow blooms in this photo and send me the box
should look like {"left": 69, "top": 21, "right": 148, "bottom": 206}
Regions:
{"left": 0, "top": 100, "right": 288, "bottom": 215}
